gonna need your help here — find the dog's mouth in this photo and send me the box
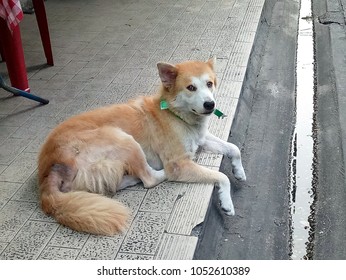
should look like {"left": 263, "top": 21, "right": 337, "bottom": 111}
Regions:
{"left": 192, "top": 109, "right": 214, "bottom": 116}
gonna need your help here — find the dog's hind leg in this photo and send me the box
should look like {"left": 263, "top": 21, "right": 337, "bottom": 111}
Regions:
{"left": 166, "top": 159, "right": 235, "bottom": 215}
{"left": 125, "top": 139, "right": 166, "bottom": 189}
{"left": 129, "top": 158, "right": 166, "bottom": 189}
{"left": 202, "top": 132, "right": 246, "bottom": 181}
{"left": 75, "top": 127, "right": 166, "bottom": 191}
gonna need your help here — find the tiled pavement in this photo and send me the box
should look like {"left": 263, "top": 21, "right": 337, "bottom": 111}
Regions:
{"left": 0, "top": 0, "right": 265, "bottom": 259}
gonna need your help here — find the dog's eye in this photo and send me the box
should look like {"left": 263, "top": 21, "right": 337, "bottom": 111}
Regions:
{"left": 186, "top": 85, "right": 197, "bottom": 91}
{"left": 207, "top": 81, "right": 213, "bottom": 88}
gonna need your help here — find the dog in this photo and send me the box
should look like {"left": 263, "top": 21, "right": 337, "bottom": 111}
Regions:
{"left": 38, "top": 58, "right": 246, "bottom": 235}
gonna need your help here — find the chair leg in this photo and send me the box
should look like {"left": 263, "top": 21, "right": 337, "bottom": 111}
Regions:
{"left": 0, "top": 19, "right": 30, "bottom": 91}
{"left": 32, "top": 0, "right": 54, "bottom": 66}
{"left": 0, "top": 36, "right": 5, "bottom": 61}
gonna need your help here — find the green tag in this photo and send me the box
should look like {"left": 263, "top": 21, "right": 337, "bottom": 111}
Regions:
{"left": 160, "top": 100, "right": 169, "bottom": 110}
{"left": 214, "top": 109, "right": 227, "bottom": 119}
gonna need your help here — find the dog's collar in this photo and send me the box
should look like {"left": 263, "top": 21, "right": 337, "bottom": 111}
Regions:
{"left": 160, "top": 100, "right": 227, "bottom": 121}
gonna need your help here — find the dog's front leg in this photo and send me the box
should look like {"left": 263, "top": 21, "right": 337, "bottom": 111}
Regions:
{"left": 166, "top": 159, "right": 235, "bottom": 215}
{"left": 202, "top": 132, "right": 246, "bottom": 181}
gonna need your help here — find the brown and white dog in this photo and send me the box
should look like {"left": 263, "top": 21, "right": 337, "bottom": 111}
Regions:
{"left": 38, "top": 59, "right": 246, "bottom": 235}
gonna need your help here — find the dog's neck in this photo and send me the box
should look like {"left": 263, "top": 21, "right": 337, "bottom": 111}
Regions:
{"left": 167, "top": 104, "right": 209, "bottom": 127}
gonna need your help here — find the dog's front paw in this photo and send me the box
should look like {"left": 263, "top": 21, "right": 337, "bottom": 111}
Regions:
{"left": 221, "top": 201, "right": 235, "bottom": 216}
{"left": 233, "top": 167, "right": 246, "bottom": 182}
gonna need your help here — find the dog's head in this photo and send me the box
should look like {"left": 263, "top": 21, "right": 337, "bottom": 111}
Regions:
{"left": 157, "top": 59, "right": 217, "bottom": 117}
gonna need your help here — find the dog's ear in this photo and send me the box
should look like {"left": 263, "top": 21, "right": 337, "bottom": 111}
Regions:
{"left": 157, "top": 62, "right": 178, "bottom": 89}
{"left": 206, "top": 57, "right": 216, "bottom": 70}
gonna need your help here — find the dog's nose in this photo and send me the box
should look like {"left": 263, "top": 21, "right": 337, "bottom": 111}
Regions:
{"left": 203, "top": 101, "right": 215, "bottom": 111}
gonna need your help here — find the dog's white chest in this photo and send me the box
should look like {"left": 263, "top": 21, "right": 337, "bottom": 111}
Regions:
{"left": 181, "top": 124, "right": 207, "bottom": 155}
{"left": 183, "top": 133, "right": 200, "bottom": 154}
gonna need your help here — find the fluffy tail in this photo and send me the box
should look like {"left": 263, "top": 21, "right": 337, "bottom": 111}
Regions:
{"left": 40, "top": 164, "right": 130, "bottom": 236}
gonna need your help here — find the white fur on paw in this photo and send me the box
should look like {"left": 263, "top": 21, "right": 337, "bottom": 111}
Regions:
{"left": 234, "top": 168, "right": 246, "bottom": 182}
{"left": 221, "top": 202, "right": 235, "bottom": 216}
{"left": 155, "top": 169, "right": 166, "bottom": 183}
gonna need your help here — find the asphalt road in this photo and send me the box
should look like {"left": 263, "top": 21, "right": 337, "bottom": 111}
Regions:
{"left": 195, "top": 0, "right": 346, "bottom": 260}
{"left": 312, "top": 0, "right": 346, "bottom": 260}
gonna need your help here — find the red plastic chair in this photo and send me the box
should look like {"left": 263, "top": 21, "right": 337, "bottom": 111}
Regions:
{"left": 0, "top": 0, "right": 53, "bottom": 93}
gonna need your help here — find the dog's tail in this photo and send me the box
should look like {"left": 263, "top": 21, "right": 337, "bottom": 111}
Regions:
{"left": 40, "top": 164, "right": 130, "bottom": 235}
